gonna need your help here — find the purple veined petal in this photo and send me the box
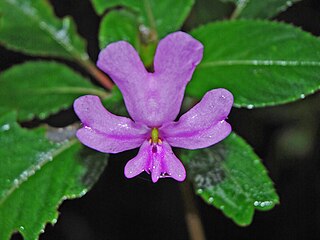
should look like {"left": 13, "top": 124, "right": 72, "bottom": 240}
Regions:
{"left": 74, "top": 95, "right": 149, "bottom": 154}
{"left": 124, "top": 140, "right": 186, "bottom": 183}
{"left": 97, "top": 32, "right": 203, "bottom": 127}
{"left": 160, "top": 89, "right": 233, "bottom": 149}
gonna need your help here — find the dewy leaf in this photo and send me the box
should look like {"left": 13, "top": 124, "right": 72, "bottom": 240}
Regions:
{"left": 0, "top": 61, "right": 107, "bottom": 121}
{"left": 188, "top": 20, "right": 320, "bottom": 108}
{"left": 221, "top": 0, "right": 302, "bottom": 19}
{"left": 92, "top": 0, "right": 195, "bottom": 40}
{"left": 0, "top": 113, "right": 108, "bottom": 240}
{"left": 0, "top": 0, "right": 88, "bottom": 60}
{"left": 181, "top": 133, "right": 279, "bottom": 226}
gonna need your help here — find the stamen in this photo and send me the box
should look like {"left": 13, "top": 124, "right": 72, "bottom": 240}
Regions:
{"left": 151, "top": 128, "right": 159, "bottom": 143}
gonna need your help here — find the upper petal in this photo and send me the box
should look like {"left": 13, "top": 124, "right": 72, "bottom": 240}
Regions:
{"left": 74, "top": 95, "right": 149, "bottom": 153}
{"left": 97, "top": 32, "right": 203, "bottom": 127}
{"left": 160, "top": 89, "right": 233, "bottom": 149}
{"left": 97, "top": 41, "right": 150, "bottom": 125}
{"left": 152, "top": 31, "right": 204, "bottom": 124}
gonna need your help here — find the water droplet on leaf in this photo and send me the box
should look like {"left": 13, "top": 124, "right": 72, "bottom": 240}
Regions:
{"left": 247, "top": 104, "right": 254, "bottom": 109}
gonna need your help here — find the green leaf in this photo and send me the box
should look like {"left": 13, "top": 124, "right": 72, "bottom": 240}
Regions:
{"left": 0, "top": 61, "right": 107, "bottom": 121}
{"left": 0, "top": 113, "right": 108, "bottom": 240}
{"left": 188, "top": 20, "right": 320, "bottom": 108}
{"left": 184, "top": 0, "right": 233, "bottom": 30}
{"left": 221, "top": 0, "right": 302, "bottom": 19}
{"left": 102, "top": 86, "right": 129, "bottom": 117}
{"left": 0, "top": 0, "right": 88, "bottom": 60}
{"left": 99, "top": 9, "right": 156, "bottom": 66}
{"left": 92, "top": 0, "right": 195, "bottom": 40}
{"left": 181, "top": 133, "right": 279, "bottom": 226}
{"left": 99, "top": 10, "right": 139, "bottom": 50}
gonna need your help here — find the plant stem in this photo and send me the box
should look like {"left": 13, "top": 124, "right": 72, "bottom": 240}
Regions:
{"left": 230, "top": 0, "right": 248, "bottom": 19}
{"left": 180, "top": 181, "right": 206, "bottom": 240}
{"left": 143, "top": 0, "right": 158, "bottom": 42}
{"left": 78, "top": 58, "right": 114, "bottom": 90}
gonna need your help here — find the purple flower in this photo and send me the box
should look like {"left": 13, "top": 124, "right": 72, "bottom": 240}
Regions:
{"left": 73, "top": 32, "right": 233, "bottom": 183}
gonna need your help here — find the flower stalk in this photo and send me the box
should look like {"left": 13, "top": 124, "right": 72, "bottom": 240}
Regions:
{"left": 180, "top": 181, "right": 206, "bottom": 240}
{"left": 78, "top": 58, "right": 114, "bottom": 90}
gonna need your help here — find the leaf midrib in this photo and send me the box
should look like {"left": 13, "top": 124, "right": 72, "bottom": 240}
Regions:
{"left": 143, "top": 0, "right": 158, "bottom": 40}
{"left": 5, "top": 0, "right": 85, "bottom": 59}
{"left": 25, "top": 86, "right": 108, "bottom": 98}
{"left": 0, "top": 139, "right": 77, "bottom": 206}
{"left": 199, "top": 59, "right": 320, "bottom": 68}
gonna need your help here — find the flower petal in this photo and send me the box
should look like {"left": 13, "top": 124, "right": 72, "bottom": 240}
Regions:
{"left": 124, "top": 140, "right": 186, "bottom": 183}
{"left": 161, "top": 141, "right": 186, "bottom": 182}
{"left": 97, "top": 32, "right": 203, "bottom": 127}
{"left": 160, "top": 89, "right": 233, "bottom": 149}
{"left": 97, "top": 41, "right": 152, "bottom": 125}
{"left": 124, "top": 141, "right": 150, "bottom": 179}
{"left": 152, "top": 31, "right": 204, "bottom": 124}
{"left": 74, "top": 95, "right": 149, "bottom": 153}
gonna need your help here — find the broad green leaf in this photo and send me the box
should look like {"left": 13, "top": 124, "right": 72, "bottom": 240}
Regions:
{"left": 102, "top": 86, "right": 129, "bottom": 117}
{"left": 0, "top": 107, "right": 11, "bottom": 117}
{"left": 181, "top": 133, "right": 279, "bottom": 226}
{"left": 92, "top": 0, "right": 195, "bottom": 40}
{"left": 188, "top": 20, "right": 320, "bottom": 108}
{"left": 0, "top": 0, "right": 88, "bottom": 60}
{"left": 221, "top": 0, "right": 302, "bottom": 19}
{"left": 184, "top": 0, "right": 233, "bottom": 30}
{"left": 0, "top": 113, "right": 108, "bottom": 240}
{"left": 0, "top": 61, "right": 107, "bottom": 121}
{"left": 99, "top": 10, "right": 139, "bottom": 49}
{"left": 99, "top": 9, "right": 156, "bottom": 66}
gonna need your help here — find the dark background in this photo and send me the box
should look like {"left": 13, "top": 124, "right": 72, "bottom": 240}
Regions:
{"left": 1, "top": 0, "right": 319, "bottom": 239}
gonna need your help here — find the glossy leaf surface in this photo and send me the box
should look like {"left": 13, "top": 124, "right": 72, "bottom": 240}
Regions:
{"left": 188, "top": 20, "right": 320, "bottom": 108}
{"left": 99, "top": 10, "right": 139, "bottom": 49}
{"left": 0, "top": 0, "right": 88, "bottom": 59}
{"left": 0, "top": 113, "right": 108, "bottom": 240}
{"left": 92, "top": 0, "right": 195, "bottom": 40}
{"left": 221, "top": 0, "right": 302, "bottom": 19}
{"left": 0, "top": 61, "right": 107, "bottom": 121}
{"left": 181, "top": 133, "right": 279, "bottom": 225}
